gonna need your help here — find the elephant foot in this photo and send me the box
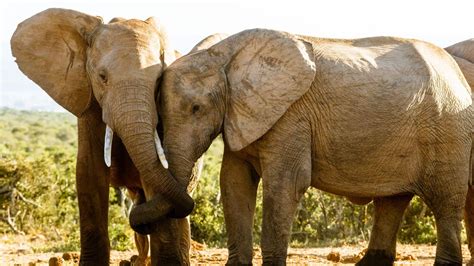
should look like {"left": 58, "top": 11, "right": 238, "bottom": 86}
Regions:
{"left": 153, "top": 256, "right": 182, "bottom": 265}
{"left": 225, "top": 256, "right": 253, "bottom": 266}
{"left": 79, "top": 258, "right": 109, "bottom": 266}
{"left": 356, "top": 249, "right": 393, "bottom": 266}
{"left": 262, "top": 258, "right": 286, "bottom": 266}
{"left": 130, "top": 254, "right": 148, "bottom": 266}
{"left": 433, "top": 259, "right": 462, "bottom": 266}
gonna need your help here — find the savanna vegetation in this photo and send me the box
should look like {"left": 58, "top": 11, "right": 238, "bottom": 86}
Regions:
{"left": 0, "top": 108, "right": 442, "bottom": 251}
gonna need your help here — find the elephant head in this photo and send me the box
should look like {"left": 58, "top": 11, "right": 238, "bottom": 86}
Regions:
{"left": 10, "top": 9, "right": 194, "bottom": 225}
{"left": 131, "top": 29, "right": 316, "bottom": 219}
{"left": 128, "top": 32, "right": 228, "bottom": 232}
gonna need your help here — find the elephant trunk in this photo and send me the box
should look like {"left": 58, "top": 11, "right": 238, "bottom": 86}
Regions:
{"left": 105, "top": 81, "right": 194, "bottom": 233}
{"left": 129, "top": 156, "right": 204, "bottom": 235}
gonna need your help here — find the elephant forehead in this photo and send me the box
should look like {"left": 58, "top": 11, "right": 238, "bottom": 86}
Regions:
{"left": 94, "top": 22, "right": 162, "bottom": 52}
{"left": 89, "top": 25, "right": 162, "bottom": 70}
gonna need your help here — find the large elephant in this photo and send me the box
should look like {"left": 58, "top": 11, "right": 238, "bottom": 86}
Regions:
{"left": 446, "top": 40, "right": 474, "bottom": 266}
{"left": 357, "top": 39, "right": 474, "bottom": 266}
{"left": 10, "top": 8, "right": 195, "bottom": 265}
{"left": 133, "top": 29, "right": 472, "bottom": 264}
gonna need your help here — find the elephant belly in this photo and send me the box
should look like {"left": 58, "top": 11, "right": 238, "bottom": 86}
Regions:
{"left": 311, "top": 144, "right": 419, "bottom": 198}
{"left": 306, "top": 83, "right": 423, "bottom": 198}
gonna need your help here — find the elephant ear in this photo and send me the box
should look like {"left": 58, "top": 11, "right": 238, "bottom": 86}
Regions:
{"left": 145, "top": 17, "right": 176, "bottom": 67}
{"left": 223, "top": 29, "right": 316, "bottom": 151}
{"left": 11, "top": 8, "right": 102, "bottom": 116}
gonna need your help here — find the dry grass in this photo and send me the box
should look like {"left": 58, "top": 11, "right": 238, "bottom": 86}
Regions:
{"left": 1, "top": 234, "right": 471, "bottom": 265}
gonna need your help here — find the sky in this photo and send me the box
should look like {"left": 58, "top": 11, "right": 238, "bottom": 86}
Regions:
{"left": 1, "top": 0, "right": 473, "bottom": 112}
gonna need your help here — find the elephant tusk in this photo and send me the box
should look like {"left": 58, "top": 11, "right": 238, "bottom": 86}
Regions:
{"left": 104, "top": 125, "right": 113, "bottom": 167}
{"left": 154, "top": 130, "right": 169, "bottom": 169}
{"left": 196, "top": 156, "right": 204, "bottom": 178}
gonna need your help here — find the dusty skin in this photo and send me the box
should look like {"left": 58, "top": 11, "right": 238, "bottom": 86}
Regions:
{"left": 1, "top": 235, "right": 472, "bottom": 265}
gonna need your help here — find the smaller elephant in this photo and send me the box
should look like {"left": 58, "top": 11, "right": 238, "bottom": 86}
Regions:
{"left": 126, "top": 33, "right": 227, "bottom": 265}
{"left": 357, "top": 39, "right": 474, "bottom": 266}
{"left": 135, "top": 29, "right": 471, "bottom": 265}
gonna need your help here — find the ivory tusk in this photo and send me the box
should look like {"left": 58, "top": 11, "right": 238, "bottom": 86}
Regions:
{"left": 104, "top": 125, "right": 113, "bottom": 167}
{"left": 196, "top": 156, "right": 204, "bottom": 178}
{"left": 154, "top": 130, "right": 169, "bottom": 169}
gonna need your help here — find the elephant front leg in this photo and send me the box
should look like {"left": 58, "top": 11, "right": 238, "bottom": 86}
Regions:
{"left": 258, "top": 135, "right": 311, "bottom": 265}
{"left": 260, "top": 171, "right": 310, "bottom": 265}
{"left": 76, "top": 115, "right": 111, "bottom": 265}
{"left": 357, "top": 194, "right": 413, "bottom": 266}
{"left": 149, "top": 218, "right": 191, "bottom": 265}
{"left": 221, "top": 147, "right": 259, "bottom": 265}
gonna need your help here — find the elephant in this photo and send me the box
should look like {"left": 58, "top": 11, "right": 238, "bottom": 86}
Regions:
{"left": 188, "top": 33, "right": 229, "bottom": 54}
{"left": 447, "top": 40, "right": 474, "bottom": 266}
{"left": 130, "top": 28, "right": 472, "bottom": 265}
{"left": 10, "top": 8, "right": 195, "bottom": 265}
{"left": 355, "top": 39, "right": 474, "bottom": 266}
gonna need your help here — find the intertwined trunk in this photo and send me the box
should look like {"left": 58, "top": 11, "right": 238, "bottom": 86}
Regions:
{"left": 105, "top": 81, "right": 193, "bottom": 232}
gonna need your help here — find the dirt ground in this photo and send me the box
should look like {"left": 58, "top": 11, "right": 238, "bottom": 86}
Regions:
{"left": 1, "top": 234, "right": 471, "bottom": 265}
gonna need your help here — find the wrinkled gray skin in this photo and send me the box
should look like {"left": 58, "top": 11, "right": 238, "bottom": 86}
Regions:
{"left": 147, "top": 29, "right": 472, "bottom": 265}
{"left": 361, "top": 39, "right": 474, "bottom": 266}
{"left": 10, "top": 8, "right": 195, "bottom": 265}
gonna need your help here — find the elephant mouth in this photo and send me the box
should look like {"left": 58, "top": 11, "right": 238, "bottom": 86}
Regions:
{"left": 103, "top": 124, "right": 169, "bottom": 169}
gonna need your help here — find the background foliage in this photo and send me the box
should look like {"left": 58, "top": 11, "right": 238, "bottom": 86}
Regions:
{"left": 0, "top": 108, "right": 442, "bottom": 251}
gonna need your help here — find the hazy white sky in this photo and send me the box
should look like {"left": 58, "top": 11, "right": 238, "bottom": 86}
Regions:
{"left": 1, "top": 0, "right": 473, "bottom": 111}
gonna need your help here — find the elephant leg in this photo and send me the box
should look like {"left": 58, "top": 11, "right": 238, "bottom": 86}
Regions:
{"left": 130, "top": 189, "right": 149, "bottom": 265}
{"left": 134, "top": 233, "right": 149, "bottom": 266}
{"left": 76, "top": 113, "right": 110, "bottom": 265}
{"left": 220, "top": 147, "right": 259, "bottom": 265}
{"left": 251, "top": 113, "right": 312, "bottom": 265}
{"left": 418, "top": 174, "right": 467, "bottom": 265}
{"left": 357, "top": 194, "right": 413, "bottom": 266}
{"left": 465, "top": 186, "right": 474, "bottom": 266}
{"left": 149, "top": 218, "right": 191, "bottom": 266}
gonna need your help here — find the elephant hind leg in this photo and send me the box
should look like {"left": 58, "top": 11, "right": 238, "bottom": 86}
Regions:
{"left": 357, "top": 194, "right": 413, "bottom": 266}
{"left": 418, "top": 175, "right": 467, "bottom": 265}
{"left": 128, "top": 189, "right": 149, "bottom": 265}
{"left": 133, "top": 233, "right": 149, "bottom": 265}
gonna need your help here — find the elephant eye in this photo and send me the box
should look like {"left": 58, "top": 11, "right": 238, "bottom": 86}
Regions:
{"left": 98, "top": 70, "right": 108, "bottom": 84}
{"left": 192, "top": 104, "right": 200, "bottom": 114}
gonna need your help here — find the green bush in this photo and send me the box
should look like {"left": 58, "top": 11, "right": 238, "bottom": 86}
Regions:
{"left": 0, "top": 108, "right": 444, "bottom": 250}
{"left": 0, "top": 108, "right": 131, "bottom": 251}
